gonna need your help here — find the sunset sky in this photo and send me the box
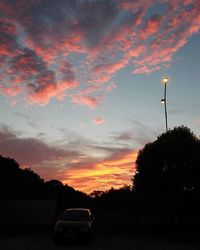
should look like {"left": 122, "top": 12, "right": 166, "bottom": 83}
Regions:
{"left": 0, "top": 0, "right": 200, "bottom": 193}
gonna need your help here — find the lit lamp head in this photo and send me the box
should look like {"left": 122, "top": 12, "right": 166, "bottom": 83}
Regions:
{"left": 162, "top": 76, "right": 169, "bottom": 85}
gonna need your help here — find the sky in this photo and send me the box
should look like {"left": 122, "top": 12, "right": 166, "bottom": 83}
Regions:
{"left": 0, "top": 0, "right": 200, "bottom": 193}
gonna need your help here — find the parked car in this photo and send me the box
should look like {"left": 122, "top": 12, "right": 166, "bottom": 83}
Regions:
{"left": 54, "top": 208, "right": 94, "bottom": 243}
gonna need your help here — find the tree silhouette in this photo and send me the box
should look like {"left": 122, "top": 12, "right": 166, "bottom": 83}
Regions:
{"left": 90, "top": 186, "right": 135, "bottom": 212}
{"left": 133, "top": 126, "right": 200, "bottom": 195}
{"left": 19, "top": 168, "right": 45, "bottom": 198}
{"left": 0, "top": 155, "right": 89, "bottom": 209}
{"left": 132, "top": 126, "right": 200, "bottom": 226}
{"left": 0, "top": 155, "right": 21, "bottom": 198}
{"left": 0, "top": 155, "right": 45, "bottom": 199}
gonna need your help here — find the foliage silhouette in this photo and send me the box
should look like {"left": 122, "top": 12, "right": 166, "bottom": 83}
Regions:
{"left": 0, "top": 155, "right": 21, "bottom": 199}
{"left": 0, "top": 155, "right": 89, "bottom": 210}
{"left": 90, "top": 185, "right": 136, "bottom": 212}
{"left": 133, "top": 126, "right": 200, "bottom": 195}
{"left": 132, "top": 126, "right": 200, "bottom": 223}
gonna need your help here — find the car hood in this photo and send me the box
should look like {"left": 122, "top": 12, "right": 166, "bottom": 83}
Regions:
{"left": 55, "top": 220, "right": 90, "bottom": 228}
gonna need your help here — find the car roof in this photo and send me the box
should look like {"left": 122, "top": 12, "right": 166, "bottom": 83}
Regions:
{"left": 65, "top": 208, "right": 90, "bottom": 212}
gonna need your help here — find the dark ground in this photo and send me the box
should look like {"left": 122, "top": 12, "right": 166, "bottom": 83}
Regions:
{"left": 0, "top": 232, "right": 200, "bottom": 250}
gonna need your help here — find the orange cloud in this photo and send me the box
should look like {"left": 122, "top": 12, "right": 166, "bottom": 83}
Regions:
{"left": 0, "top": 125, "right": 142, "bottom": 193}
{"left": 61, "top": 150, "right": 138, "bottom": 194}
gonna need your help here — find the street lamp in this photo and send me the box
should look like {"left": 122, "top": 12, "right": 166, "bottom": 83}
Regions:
{"left": 161, "top": 76, "right": 169, "bottom": 132}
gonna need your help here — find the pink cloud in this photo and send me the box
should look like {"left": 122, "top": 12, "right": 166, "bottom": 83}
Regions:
{"left": 27, "top": 79, "right": 79, "bottom": 105}
{"left": 106, "top": 83, "right": 117, "bottom": 92}
{"left": 92, "top": 117, "right": 105, "bottom": 125}
{"left": 0, "top": 0, "right": 200, "bottom": 107}
{"left": 71, "top": 94, "right": 103, "bottom": 109}
{"left": 133, "top": 65, "right": 160, "bottom": 75}
{"left": 93, "top": 60, "right": 128, "bottom": 75}
{"left": 91, "top": 59, "right": 129, "bottom": 84}
{"left": 0, "top": 85, "right": 22, "bottom": 97}
{"left": 140, "top": 15, "right": 162, "bottom": 40}
{"left": 125, "top": 45, "right": 146, "bottom": 59}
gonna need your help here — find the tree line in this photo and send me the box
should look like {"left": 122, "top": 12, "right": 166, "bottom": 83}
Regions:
{"left": 1, "top": 126, "right": 200, "bottom": 229}
{"left": 0, "top": 155, "right": 90, "bottom": 213}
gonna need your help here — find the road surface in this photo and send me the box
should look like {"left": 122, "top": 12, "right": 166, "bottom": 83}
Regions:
{"left": 0, "top": 234, "right": 199, "bottom": 250}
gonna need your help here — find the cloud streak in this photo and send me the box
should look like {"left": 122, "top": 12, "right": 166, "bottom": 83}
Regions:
{"left": 0, "top": 125, "right": 138, "bottom": 193}
{"left": 0, "top": 0, "right": 200, "bottom": 107}
{"left": 0, "top": 126, "right": 79, "bottom": 167}
{"left": 62, "top": 149, "right": 137, "bottom": 193}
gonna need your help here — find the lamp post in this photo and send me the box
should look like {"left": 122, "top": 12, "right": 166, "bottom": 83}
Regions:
{"left": 161, "top": 76, "right": 169, "bottom": 132}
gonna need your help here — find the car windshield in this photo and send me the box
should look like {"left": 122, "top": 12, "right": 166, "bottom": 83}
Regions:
{"left": 59, "top": 210, "right": 90, "bottom": 221}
